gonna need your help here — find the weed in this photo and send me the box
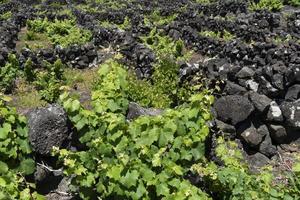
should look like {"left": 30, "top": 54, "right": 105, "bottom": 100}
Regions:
{"left": 199, "top": 30, "right": 235, "bottom": 41}
{"left": 249, "top": 0, "right": 283, "bottom": 12}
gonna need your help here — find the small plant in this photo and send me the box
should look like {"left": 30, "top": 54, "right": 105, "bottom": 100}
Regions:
{"left": 141, "top": 29, "right": 191, "bottom": 61}
{"left": 0, "top": 54, "right": 19, "bottom": 93}
{"left": 249, "top": 0, "right": 283, "bottom": 12}
{"left": 25, "top": 30, "right": 37, "bottom": 41}
{"left": 0, "top": 11, "right": 11, "bottom": 20}
{"left": 199, "top": 30, "right": 235, "bottom": 41}
{"left": 35, "top": 59, "right": 65, "bottom": 103}
{"left": 144, "top": 10, "right": 178, "bottom": 26}
{"left": 283, "top": 0, "right": 300, "bottom": 6}
{"left": 23, "top": 58, "right": 36, "bottom": 82}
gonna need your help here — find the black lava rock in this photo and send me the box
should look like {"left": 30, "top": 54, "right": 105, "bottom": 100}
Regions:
{"left": 266, "top": 101, "right": 284, "bottom": 122}
{"left": 257, "top": 125, "right": 277, "bottom": 157}
{"left": 127, "top": 102, "right": 163, "bottom": 120}
{"left": 280, "top": 100, "right": 300, "bottom": 129}
{"left": 285, "top": 84, "right": 300, "bottom": 102}
{"left": 28, "top": 104, "right": 71, "bottom": 156}
{"left": 269, "top": 124, "right": 287, "bottom": 144}
{"left": 214, "top": 95, "right": 254, "bottom": 125}
{"left": 240, "top": 125, "right": 263, "bottom": 148}
{"left": 248, "top": 92, "right": 272, "bottom": 113}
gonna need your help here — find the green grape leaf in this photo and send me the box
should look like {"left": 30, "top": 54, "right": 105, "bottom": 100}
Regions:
{"left": 71, "top": 99, "right": 80, "bottom": 112}
{"left": 107, "top": 165, "right": 124, "bottom": 180}
{"left": 121, "top": 170, "right": 139, "bottom": 188}
{"left": 0, "top": 162, "right": 8, "bottom": 174}
{"left": 19, "top": 159, "right": 35, "bottom": 175}
{"left": 156, "top": 183, "right": 170, "bottom": 197}
{"left": 0, "top": 123, "right": 11, "bottom": 139}
{"left": 0, "top": 177, "right": 6, "bottom": 187}
{"left": 292, "top": 163, "right": 300, "bottom": 172}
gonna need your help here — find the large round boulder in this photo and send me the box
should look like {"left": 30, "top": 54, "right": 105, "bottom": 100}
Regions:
{"left": 28, "top": 104, "right": 71, "bottom": 156}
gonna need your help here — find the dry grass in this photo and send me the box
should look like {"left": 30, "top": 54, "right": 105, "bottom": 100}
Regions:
{"left": 8, "top": 78, "right": 46, "bottom": 112}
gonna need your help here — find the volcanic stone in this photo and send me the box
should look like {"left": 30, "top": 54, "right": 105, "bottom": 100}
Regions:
{"left": 28, "top": 104, "right": 70, "bottom": 156}
{"left": 267, "top": 101, "right": 283, "bottom": 122}
{"left": 127, "top": 102, "right": 163, "bottom": 120}
{"left": 224, "top": 81, "right": 247, "bottom": 95}
{"left": 280, "top": 100, "right": 300, "bottom": 129}
{"left": 215, "top": 119, "right": 236, "bottom": 134}
{"left": 258, "top": 125, "right": 277, "bottom": 157}
{"left": 285, "top": 84, "right": 300, "bottom": 101}
{"left": 249, "top": 92, "right": 272, "bottom": 113}
{"left": 241, "top": 125, "right": 263, "bottom": 148}
{"left": 236, "top": 67, "right": 255, "bottom": 78}
{"left": 269, "top": 124, "right": 287, "bottom": 144}
{"left": 214, "top": 95, "right": 254, "bottom": 125}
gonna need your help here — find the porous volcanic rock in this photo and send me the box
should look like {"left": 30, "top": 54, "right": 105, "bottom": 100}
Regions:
{"left": 28, "top": 104, "right": 71, "bottom": 156}
{"left": 281, "top": 100, "right": 300, "bottom": 129}
{"left": 213, "top": 95, "right": 254, "bottom": 125}
{"left": 127, "top": 102, "right": 163, "bottom": 120}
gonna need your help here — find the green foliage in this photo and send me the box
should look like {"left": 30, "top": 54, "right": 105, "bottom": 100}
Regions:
{"left": 249, "top": 0, "right": 284, "bottom": 12}
{"left": 55, "top": 60, "right": 214, "bottom": 199}
{"left": 191, "top": 137, "right": 300, "bottom": 200}
{"left": 25, "top": 30, "right": 38, "bottom": 41}
{"left": 23, "top": 58, "right": 36, "bottom": 82}
{"left": 27, "top": 18, "right": 92, "bottom": 47}
{"left": 195, "top": 0, "right": 217, "bottom": 4}
{"left": 144, "top": 10, "right": 178, "bottom": 26}
{"left": 129, "top": 31, "right": 203, "bottom": 109}
{"left": 142, "top": 29, "right": 191, "bottom": 61}
{"left": 199, "top": 30, "right": 235, "bottom": 41}
{"left": 0, "top": 0, "right": 9, "bottom": 4}
{"left": 283, "top": 0, "right": 300, "bottom": 6}
{"left": 35, "top": 59, "right": 65, "bottom": 102}
{"left": 0, "top": 54, "right": 19, "bottom": 93}
{"left": 0, "top": 94, "right": 42, "bottom": 199}
{"left": 128, "top": 57, "right": 203, "bottom": 108}
{"left": 127, "top": 71, "right": 171, "bottom": 108}
{"left": 27, "top": 18, "right": 49, "bottom": 33}
{"left": 92, "top": 60, "right": 129, "bottom": 114}
{"left": 0, "top": 11, "right": 12, "bottom": 20}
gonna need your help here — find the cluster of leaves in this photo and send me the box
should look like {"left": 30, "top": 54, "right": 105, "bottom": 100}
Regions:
{"left": 0, "top": 54, "right": 19, "bottom": 93}
{"left": 128, "top": 30, "right": 200, "bottom": 108}
{"left": 33, "top": 59, "right": 66, "bottom": 103}
{"left": 144, "top": 10, "right": 178, "bottom": 26}
{"left": 0, "top": 94, "right": 42, "bottom": 199}
{"left": 283, "top": 0, "right": 300, "bottom": 6}
{"left": 27, "top": 18, "right": 92, "bottom": 47}
{"left": 191, "top": 137, "right": 300, "bottom": 199}
{"left": 141, "top": 29, "right": 190, "bottom": 61}
{"left": 0, "top": 0, "right": 9, "bottom": 4}
{"left": 54, "top": 59, "right": 214, "bottom": 199}
{"left": 128, "top": 57, "right": 201, "bottom": 108}
{"left": 0, "top": 11, "right": 12, "bottom": 20}
{"left": 199, "top": 30, "right": 235, "bottom": 42}
{"left": 249, "top": 0, "right": 284, "bottom": 11}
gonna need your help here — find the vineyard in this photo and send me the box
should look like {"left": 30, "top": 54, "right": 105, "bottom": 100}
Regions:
{"left": 0, "top": 0, "right": 300, "bottom": 199}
